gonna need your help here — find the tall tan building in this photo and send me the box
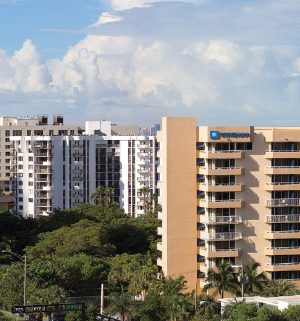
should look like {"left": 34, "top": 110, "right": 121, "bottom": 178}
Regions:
{"left": 157, "top": 117, "right": 300, "bottom": 292}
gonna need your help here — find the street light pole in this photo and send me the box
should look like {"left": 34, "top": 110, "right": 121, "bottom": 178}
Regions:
{"left": 1, "top": 250, "right": 27, "bottom": 305}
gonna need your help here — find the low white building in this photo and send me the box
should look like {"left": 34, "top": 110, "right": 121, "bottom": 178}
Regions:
{"left": 10, "top": 121, "right": 156, "bottom": 218}
{"left": 219, "top": 295, "right": 300, "bottom": 311}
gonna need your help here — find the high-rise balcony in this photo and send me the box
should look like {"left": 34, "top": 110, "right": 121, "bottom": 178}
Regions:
{"left": 157, "top": 257, "right": 163, "bottom": 267}
{"left": 199, "top": 246, "right": 241, "bottom": 258}
{"left": 34, "top": 143, "right": 52, "bottom": 149}
{"left": 137, "top": 168, "right": 149, "bottom": 174}
{"left": 35, "top": 160, "right": 52, "bottom": 166}
{"left": 73, "top": 160, "right": 83, "bottom": 166}
{"left": 199, "top": 199, "right": 244, "bottom": 209}
{"left": 265, "top": 166, "right": 300, "bottom": 175}
{"left": 201, "top": 232, "right": 242, "bottom": 241}
{"left": 157, "top": 241, "right": 163, "bottom": 252}
{"left": 265, "top": 150, "right": 300, "bottom": 159}
{"left": 207, "top": 248, "right": 241, "bottom": 258}
{"left": 137, "top": 176, "right": 149, "bottom": 183}
{"left": 264, "top": 230, "right": 300, "bottom": 239}
{"left": 265, "top": 247, "right": 300, "bottom": 256}
{"left": 35, "top": 177, "right": 51, "bottom": 182}
{"left": 36, "top": 184, "right": 52, "bottom": 191}
{"left": 138, "top": 152, "right": 150, "bottom": 158}
{"left": 36, "top": 194, "right": 52, "bottom": 200}
{"left": 199, "top": 183, "right": 243, "bottom": 192}
{"left": 266, "top": 214, "right": 300, "bottom": 223}
{"left": 198, "top": 151, "right": 244, "bottom": 159}
{"left": 138, "top": 144, "right": 150, "bottom": 149}
{"left": 201, "top": 215, "right": 242, "bottom": 225}
{"left": 35, "top": 167, "right": 52, "bottom": 174}
{"left": 266, "top": 198, "right": 300, "bottom": 207}
{"left": 36, "top": 202, "right": 52, "bottom": 208}
{"left": 35, "top": 152, "right": 52, "bottom": 157}
{"left": 198, "top": 166, "right": 244, "bottom": 176}
{"left": 265, "top": 262, "right": 300, "bottom": 272}
{"left": 265, "top": 182, "right": 300, "bottom": 191}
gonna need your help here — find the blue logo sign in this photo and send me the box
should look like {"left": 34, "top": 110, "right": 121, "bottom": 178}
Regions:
{"left": 210, "top": 131, "right": 219, "bottom": 139}
{"left": 210, "top": 130, "right": 250, "bottom": 139}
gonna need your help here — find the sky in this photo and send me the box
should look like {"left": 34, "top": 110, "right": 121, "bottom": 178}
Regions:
{"left": 1, "top": 0, "right": 300, "bottom": 126}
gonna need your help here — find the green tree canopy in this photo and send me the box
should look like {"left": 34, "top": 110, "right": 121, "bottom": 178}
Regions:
{"left": 26, "top": 219, "right": 115, "bottom": 260}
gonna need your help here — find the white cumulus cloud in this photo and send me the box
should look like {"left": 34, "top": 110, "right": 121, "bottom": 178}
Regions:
{"left": 109, "top": 0, "right": 206, "bottom": 11}
{"left": 91, "top": 12, "right": 122, "bottom": 26}
{"left": 1, "top": 0, "right": 300, "bottom": 125}
{"left": 0, "top": 40, "right": 49, "bottom": 92}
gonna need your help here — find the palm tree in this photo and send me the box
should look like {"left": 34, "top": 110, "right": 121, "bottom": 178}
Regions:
{"left": 139, "top": 187, "right": 151, "bottom": 213}
{"left": 203, "top": 261, "right": 238, "bottom": 298}
{"left": 128, "top": 256, "right": 158, "bottom": 300}
{"left": 242, "top": 262, "right": 268, "bottom": 295}
{"left": 91, "top": 186, "right": 106, "bottom": 206}
{"left": 107, "top": 291, "right": 133, "bottom": 321}
{"left": 262, "top": 279, "right": 298, "bottom": 297}
{"left": 91, "top": 186, "right": 115, "bottom": 208}
{"left": 105, "top": 186, "right": 115, "bottom": 207}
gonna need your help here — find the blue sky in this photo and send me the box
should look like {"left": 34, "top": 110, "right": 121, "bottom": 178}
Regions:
{"left": 0, "top": 0, "right": 105, "bottom": 59}
{"left": 1, "top": 0, "right": 300, "bottom": 126}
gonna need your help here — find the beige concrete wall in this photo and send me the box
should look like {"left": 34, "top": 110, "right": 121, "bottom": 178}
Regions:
{"left": 238, "top": 130, "right": 270, "bottom": 272}
{"left": 161, "top": 121, "right": 300, "bottom": 291}
{"left": 158, "top": 117, "right": 197, "bottom": 291}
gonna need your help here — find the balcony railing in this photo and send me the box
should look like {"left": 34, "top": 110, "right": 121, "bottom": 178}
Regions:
{"left": 204, "top": 166, "right": 242, "bottom": 170}
{"left": 138, "top": 144, "right": 150, "bottom": 149}
{"left": 266, "top": 166, "right": 300, "bottom": 168}
{"left": 204, "top": 232, "right": 242, "bottom": 241}
{"left": 137, "top": 177, "right": 148, "bottom": 182}
{"left": 210, "top": 150, "right": 241, "bottom": 153}
{"left": 266, "top": 182, "right": 300, "bottom": 186}
{"left": 209, "top": 199, "right": 241, "bottom": 203}
{"left": 266, "top": 198, "right": 300, "bottom": 207}
{"left": 205, "top": 215, "right": 242, "bottom": 224}
{"left": 266, "top": 262, "right": 300, "bottom": 266}
{"left": 208, "top": 182, "right": 241, "bottom": 186}
{"left": 208, "top": 248, "right": 240, "bottom": 252}
{"left": 266, "top": 246, "right": 300, "bottom": 251}
{"left": 268, "top": 150, "right": 300, "bottom": 153}
{"left": 266, "top": 230, "right": 300, "bottom": 234}
{"left": 266, "top": 214, "right": 300, "bottom": 223}
{"left": 138, "top": 152, "right": 150, "bottom": 158}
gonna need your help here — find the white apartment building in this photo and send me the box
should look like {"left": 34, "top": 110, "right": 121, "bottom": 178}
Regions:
{"left": 10, "top": 121, "right": 156, "bottom": 217}
{"left": 0, "top": 115, "right": 82, "bottom": 194}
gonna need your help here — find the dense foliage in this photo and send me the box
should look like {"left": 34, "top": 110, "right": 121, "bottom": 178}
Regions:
{"left": 1, "top": 189, "right": 300, "bottom": 321}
